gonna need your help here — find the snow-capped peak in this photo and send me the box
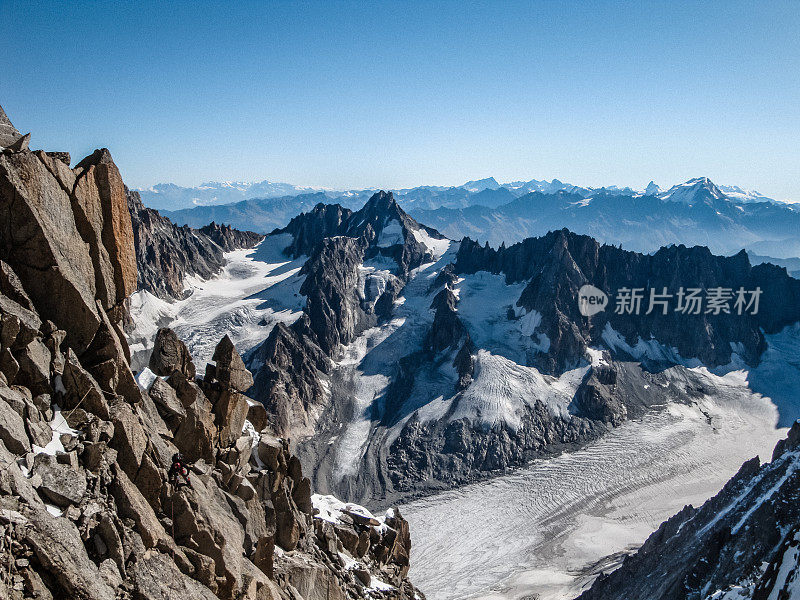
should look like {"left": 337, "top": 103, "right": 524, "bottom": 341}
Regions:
{"left": 659, "top": 177, "right": 726, "bottom": 205}
{"left": 461, "top": 177, "right": 500, "bottom": 193}
{"left": 718, "top": 184, "right": 776, "bottom": 204}
{"left": 644, "top": 181, "right": 661, "bottom": 196}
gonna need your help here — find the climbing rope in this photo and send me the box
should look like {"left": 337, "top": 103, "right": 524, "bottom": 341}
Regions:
{"left": 171, "top": 490, "right": 175, "bottom": 560}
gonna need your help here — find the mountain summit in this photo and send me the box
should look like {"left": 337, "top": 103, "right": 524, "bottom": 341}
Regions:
{"left": 659, "top": 176, "right": 726, "bottom": 205}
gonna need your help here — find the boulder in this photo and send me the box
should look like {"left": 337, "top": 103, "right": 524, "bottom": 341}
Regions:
{"left": 149, "top": 377, "right": 186, "bottom": 420}
{"left": 252, "top": 535, "right": 274, "bottom": 579}
{"left": 31, "top": 453, "right": 87, "bottom": 507}
{"left": 235, "top": 478, "right": 256, "bottom": 502}
{"left": 15, "top": 338, "right": 52, "bottom": 395}
{"left": 353, "top": 565, "right": 371, "bottom": 586}
{"left": 211, "top": 335, "right": 254, "bottom": 392}
{"left": 0, "top": 388, "right": 31, "bottom": 454}
{"left": 149, "top": 328, "right": 195, "bottom": 378}
{"left": 27, "top": 417, "right": 53, "bottom": 448}
{"left": 292, "top": 477, "right": 313, "bottom": 515}
{"left": 109, "top": 399, "right": 147, "bottom": 477}
{"left": 0, "top": 439, "right": 44, "bottom": 508}
{"left": 343, "top": 509, "right": 380, "bottom": 528}
{"left": 257, "top": 434, "right": 283, "bottom": 471}
{"left": 213, "top": 389, "right": 249, "bottom": 448}
{"left": 246, "top": 401, "right": 268, "bottom": 433}
{"left": 23, "top": 506, "right": 117, "bottom": 600}
{"left": 0, "top": 294, "right": 41, "bottom": 347}
{"left": 171, "top": 379, "right": 216, "bottom": 463}
{"left": 61, "top": 349, "right": 110, "bottom": 420}
{"left": 274, "top": 488, "right": 301, "bottom": 551}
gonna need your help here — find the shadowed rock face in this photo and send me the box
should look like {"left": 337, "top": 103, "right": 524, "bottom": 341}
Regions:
{"left": 198, "top": 221, "right": 263, "bottom": 252}
{"left": 127, "top": 189, "right": 263, "bottom": 300}
{"left": 575, "top": 424, "right": 800, "bottom": 600}
{"left": 0, "top": 110, "right": 424, "bottom": 600}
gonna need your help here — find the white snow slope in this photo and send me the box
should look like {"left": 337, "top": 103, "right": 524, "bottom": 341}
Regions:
{"left": 128, "top": 233, "right": 306, "bottom": 371}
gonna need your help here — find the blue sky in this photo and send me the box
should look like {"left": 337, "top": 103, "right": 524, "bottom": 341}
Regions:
{"left": 2, "top": 1, "right": 799, "bottom": 200}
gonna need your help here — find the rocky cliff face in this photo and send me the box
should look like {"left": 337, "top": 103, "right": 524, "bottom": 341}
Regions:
{"left": 128, "top": 190, "right": 263, "bottom": 300}
{"left": 0, "top": 109, "right": 423, "bottom": 600}
{"left": 575, "top": 423, "right": 800, "bottom": 600}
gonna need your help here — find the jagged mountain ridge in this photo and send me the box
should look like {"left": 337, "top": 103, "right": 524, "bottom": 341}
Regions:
{"left": 411, "top": 185, "right": 800, "bottom": 258}
{"left": 0, "top": 107, "right": 423, "bottom": 600}
{"left": 233, "top": 190, "right": 800, "bottom": 507}
{"left": 162, "top": 192, "right": 371, "bottom": 233}
{"left": 454, "top": 231, "right": 800, "bottom": 374}
{"left": 245, "top": 192, "right": 449, "bottom": 440}
{"left": 142, "top": 175, "right": 784, "bottom": 214}
{"left": 128, "top": 189, "right": 263, "bottom": 301}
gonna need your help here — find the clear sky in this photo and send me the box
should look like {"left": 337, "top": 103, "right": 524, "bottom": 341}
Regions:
{"left": 2, "top": 1, "right": 799, "bottom": 200}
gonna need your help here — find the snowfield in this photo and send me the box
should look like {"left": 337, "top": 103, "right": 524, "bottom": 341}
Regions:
{"left": 402, "top": 362, "right": 791, "bottom": 600}
{"left": 128, "top": 234, "right": 306, "bottom": 371}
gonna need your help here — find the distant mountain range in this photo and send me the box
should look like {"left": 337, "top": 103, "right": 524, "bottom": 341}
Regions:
{"left": 138, "top": 180, "right": 323, "bottom": 211}
{"left": 138, "top": 176, "right": 787, "bottom": 212}
{"left": 155, "top": 176, "right": 800, "bottom": 261}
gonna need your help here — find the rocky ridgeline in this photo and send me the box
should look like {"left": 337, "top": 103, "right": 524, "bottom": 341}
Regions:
{"left": 455, "top": 229, "right": 800, "bottom": 375}
{"left": 377, "top": 229, "right": 800, "bottom": 496}
{"left": 249, "top": 192, "right": 445, "bottom": 438}
{"left": 128, "top": 190, "right": 263, "bottom": 300}
{"left": 576, "top": 424, "right": 800, "bottom": 600}
{"left": 199, "top": 221, "right": 264, "bottom": 253}
{"left": 384, "top": 359, "right": 691, "bottom": 495}
{"left": 0, "top": 109, "right": 422, "bottom": 600}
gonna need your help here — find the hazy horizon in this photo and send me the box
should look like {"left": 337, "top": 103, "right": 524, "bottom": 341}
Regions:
{"left": 134, "top": 174, "right": 798, "bottom": 205}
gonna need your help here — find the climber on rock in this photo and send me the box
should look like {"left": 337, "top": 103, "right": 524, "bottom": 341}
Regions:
{"left": 168, "top": 452, "right": 192, "bottom": 489}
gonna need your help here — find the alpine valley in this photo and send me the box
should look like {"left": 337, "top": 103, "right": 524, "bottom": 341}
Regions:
{"left": 3, "top": 104, "right": 800, "bottom": 600}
